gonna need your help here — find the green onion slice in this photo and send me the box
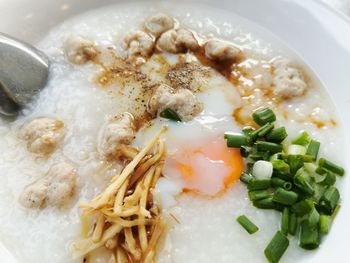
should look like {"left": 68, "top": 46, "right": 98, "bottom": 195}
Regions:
{"left": 272, "top": 188, "right": 299, "bottom": 206}
{"left": 266, "top": 127, "right": 288, "bottom": 143}
{"left": 306, "top": 140, "right": 320, "bottom": 160}
{"left": 248, "top": 190, "right": 272, "bottom": 201}
{"left": 240, "top": 172, "right": 253, "bottom": 184}
{"left": 264, "top": 231, "right": 289, "bottom": 263}
{"left": 319, "top": 186, "right": 340, "bottom": 214}
{"left": 318, "top": 158, "right": 345, "bottom": 176}
{"left": 294, "top": 168, "right": 314, "bottom": 196}
{"left": 292, "top": 199, "right": 314, "bottom": 216}
{"left": 256, "top": 141, "right": 283, "bottom": 154}
{"left": 292, "top": 131, "right": 310, "bottom": 146}
{"left": 299, "top": 220, "right": 320, "bottom": 250}
{"left": 247, "top": 178, "right": 271, "bottom": 191}
{"left": 236, "top": 215, "right": 259, "bottom": 234}
{"left": 225, "top": 133, "right": 248, "bottom": 148}
{"left": 159, "top": 108, "right": 181, "bottom": 122}
{"left": 253, "top": 108, "right": 276, "bottom": 126}
{"left": 288, "top": 212, "right": 298, "bottom": 236}
{"left": 319, "top": 215, "right": 331, "bottom": 235}
{"left": 281, "top": 208, "right": 290, "bottom": 235}
{"left": 253, "top": 197, "right": 277, "bottom": 210}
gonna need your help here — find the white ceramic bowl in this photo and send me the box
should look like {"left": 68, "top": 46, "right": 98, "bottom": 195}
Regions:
{"left": 0, "top": 0, "right": 349, "bottom": 262}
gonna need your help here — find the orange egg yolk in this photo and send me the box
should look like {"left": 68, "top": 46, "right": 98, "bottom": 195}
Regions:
{"left": 165, "top": 136, "right": 244, "bottom": 197}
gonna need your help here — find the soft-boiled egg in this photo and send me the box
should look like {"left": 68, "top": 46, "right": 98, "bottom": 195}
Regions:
{"left": 164, "top": 136, "right": 243, "bottom": 196}
{"left": 134, "top": 74, "right": 244, "bottom": 207}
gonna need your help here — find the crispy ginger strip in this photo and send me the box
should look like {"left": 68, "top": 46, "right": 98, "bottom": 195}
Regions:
{"left": 92, "top": 214, "right": 105, "bottom": 243}
{"left": 143, "top": 250, "right": 155, "bottom": 263}
{"left": 124, "top": 228, "right": 141, "bottom": 261}
{"left": 150, "top": 162, "right": 164, "bottom": 189}
{"left": 139, "top": 166, "right": 156, "bottom": 252}
{"left": 79, "top": 207, "right": 100, "bottom": 218}
{"left": 73, "top": 127, "right": 168, "bottom": 261}
{"left": 143, "top": 217, "right": 170, "bottom": 262}
{"left": 81, "top": 213, "right": 90, "bottom": 239}
{"left": 123, "top": 181, "right": 144, "bottom": 209}
{"left": 139, "top": 166, "right": 157, "bottom": 218}
{"left": 107, "top": 254, "right": 117, "bottom": 263}
{"left": 102, "top": 206, "right": 140, "bottom": 218}
{"left": 118, "top": 145, "right": 139, "bottom": 159}
{"left": 71, "top": 224, "right": 123, "bottom": 259}
{"left": 116, "top": 247, "right": 128, "bottom": 263}
{"left": 113, "top": 178, "right": 129, "bottom": 213}
{"left": 106, "top": 217, "right": 154, "bottom": 228}
{"left": 87, "top": 127, "right": 166, "bottom": 209}
{"left": 129, "top": 140, "right": 165, "bottom": 188}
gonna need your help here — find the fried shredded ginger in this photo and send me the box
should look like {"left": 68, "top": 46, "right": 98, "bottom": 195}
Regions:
{"left": 71, "top": 127, "right": 169, "bottom": 262}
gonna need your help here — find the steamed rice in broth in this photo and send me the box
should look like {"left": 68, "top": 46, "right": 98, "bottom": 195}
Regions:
{"left": 0, "top": 2, "right": 345, "bottom": 263}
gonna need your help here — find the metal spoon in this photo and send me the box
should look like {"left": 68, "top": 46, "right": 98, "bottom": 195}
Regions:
{"left": 0, "top": 33, "right": 49, "bottom": 116}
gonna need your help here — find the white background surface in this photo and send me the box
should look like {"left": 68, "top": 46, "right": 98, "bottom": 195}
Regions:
{"left": 322, "top": 0, "right": 350, "bottom": 15}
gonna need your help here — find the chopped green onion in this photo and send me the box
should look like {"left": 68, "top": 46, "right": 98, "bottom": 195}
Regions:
{"left": 302, "top": 155, "right": 314, "bottom": 163}
{"left": 271, "top": 177, "right": 286, "bottom": 188}
{"left": 331, "top": 204, "right": 341, "bottom": 220}
{"left": 270, "top": 153, "right": 282, "bottom": 161}
{"left": 317, "top": 205, "right": 341, "bottom": 234}
{"left": 247, "top": 178, "right": 271, "bottom": 190}
{"left": 249, "top": 123, "right": 274, "bottom": 142}
{"left": 253, "top": 108, "right": 276, "bottom": 126}
{"left": 257, "top": 123, "right": 275, "bottom": 137}
{"left": 240, "top": 172, "right": 253, "bottom": 184}
{"left": 249, "top": 152, "right": 270, "bottom": 161}
{"left": 248, "top": 190, "right": 272, "bottom": 201}
{"left": 307, "top": 208, "right": 320, "bottom": 227}
{"left": 319, "top": 215, "right": 331, "bottom": 234}
{"left": 266, "top": 127, "right": 288, "bottom": 143}
{"left": 227, "top": 107, "right": 345, "bottom": 257}
{"left": 287, "top": 144, "right": 306, "bottom": 155}
{"left": 316, "top": 166, "right": 327, "bottom": 175}
{"left": 256, "top": 141, "right": 283, "bottom": 154}
{"left": 240, "top": 145, "right": 252, "bottom": 157}
{"left": 320, "top": 172, "right": 336, "bottom": 186}
{"left": 312, "top": 184, "right": 326, "bottom": 203}
{"left": 288, "top": 212, "right": 298, "bottom": 235}
{"left": 253, "top": 197, "right": 276, "bottom": 209}
{"left": 306, "top": 140, "right": 320, "bottom": 160}
{"left": 272, "top": 188, "right": 299, "bottom": 206}
{"left": 271, "top": 177, "right": 292, "bottom": 191}
{"left": 283, "top": 182, "right": 293, "bottom": 191}
{"left": 246, "top": 162, "right": 255, "bottom": 174}
{"left": 319, "top": 186, "right": 340, "bottom": 214}
{"left": 292, "top": 199, "right": 314, "bottom": 216}
{"left": 272, "top": 170, "right": 293, "bottom": 182}
{"left": 286, "top": 155, "right": 304, "bottom": 174}
{"left": 242, "top": 126, "right": 254, "bottom": 136}
{"left": 281, "top": 208, "right": 290, "bottom": 235}
{"left": 236, "top": 215, "right": 259, "bottom": 234}
{"left": 252, "top": 160, "right": 273, "bottom": 178}
{"left": 272, "top": 160, "right": 290, "bottom": 174}
{"left": 292, "top": 131, "right": 310, "bottom": 146}
{"left": 304, "top": 163, "right": 324, "bottom": 183}
{"left": 264, "top": 231, "right": 289, "bottom": 263}
{"left": 299, "top": 220, "right": 320, "bottom": 250}
{"left": 304, "top": 162, "right": 317, "bottom": 173}
{"left": 159, "top": 108, "right": 181, "bottom": 122}
{"left": 294, "top": 168, "right": 314, "bottom": 196}
{"left": 318, "top": 158, "right": 345, "bottom": 176}
{"left": 225, "top": 133, "right": 248, "bottom": 148}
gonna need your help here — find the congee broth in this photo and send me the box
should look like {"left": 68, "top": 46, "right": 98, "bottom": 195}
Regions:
{"left": 0, "top": 2, "right": 345, "bottom": 263}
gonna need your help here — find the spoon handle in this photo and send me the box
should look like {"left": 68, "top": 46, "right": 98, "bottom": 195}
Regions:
{"left": 0, "top": 33, "right": 49, "bottom": 116}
